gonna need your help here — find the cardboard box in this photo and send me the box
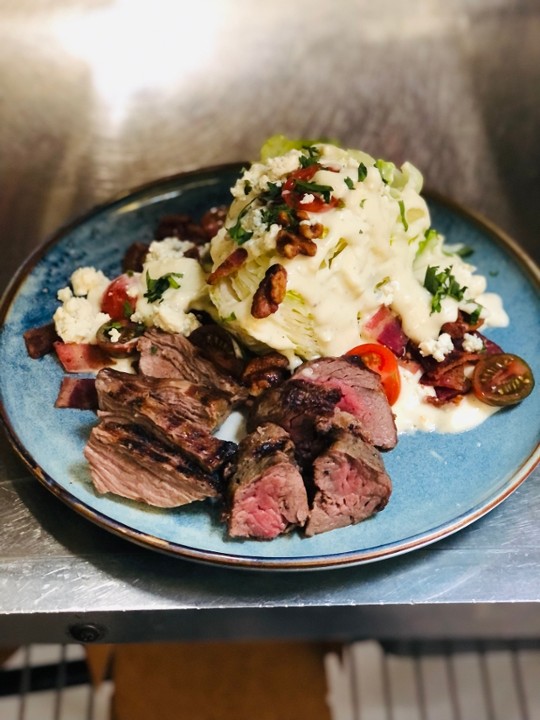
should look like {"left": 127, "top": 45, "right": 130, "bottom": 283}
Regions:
{"left": 89, "top": 641, "right": 332, "bottom": 720}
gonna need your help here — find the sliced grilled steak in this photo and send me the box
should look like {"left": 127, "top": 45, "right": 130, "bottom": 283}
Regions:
{"left": 293, "top": 356, "right": 397, "bottom": 450}
{"left": 305, "top": 429, "right": 392, "bottom": 536}
{"left": 96, "top": 367, "right": 230, "bottom": 430}
{"left": 95, "top": 369, "right": 236, "bottom": 473}
{"left": 248, "top": 378, "right": 342, "bottom": 465}
{"left": 84, "top": 418, "right": 224, "bottom": 507}
{"left": 226, "top": 423, "right": 308, "bottom": 540}
{"left": 137, "top": 329, "right": 247, "bottom": 405}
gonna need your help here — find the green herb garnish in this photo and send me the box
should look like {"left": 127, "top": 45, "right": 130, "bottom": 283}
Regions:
{"left": 293, "top": 179, "right": 333, "bottom": 202}
{"left": 357, "top": 163, "right": 368, "bottom": 182}
{"left": 468, "top": 304, "right": 482, "bottom": 324}
{"left": 344, "top": 177, "right": 354, "bottom": 190}
{"left": 424, "top": 265, "right": 467, "bottom": 314}
{"left": 299, "top": 145, "right": 321, "bottom": 168}
{"left": 144, "top": 271, "right": 184, "bottom": 303}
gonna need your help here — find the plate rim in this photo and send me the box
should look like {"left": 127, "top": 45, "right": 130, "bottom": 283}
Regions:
{"left": 0, "top": 164, "right": 539, "bottom": 571}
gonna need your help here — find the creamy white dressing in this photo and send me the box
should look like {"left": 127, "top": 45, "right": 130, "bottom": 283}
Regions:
{"left": 394, "top": 367, "right": 499, "bottom": 434}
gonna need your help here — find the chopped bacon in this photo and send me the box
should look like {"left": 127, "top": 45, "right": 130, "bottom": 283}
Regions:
{"left": 54, "top": 342, "right": 111, "bottom": 373}
{"left": 55, "top": 377, "right": 98, "bottom": 410}
{"left": 364, "top": 306, "right": 408, "bottom": 357}
{"left": 122, "top": 242, "right": 149, "bottom": 273}
{"left": 441, "top": 310, "right": 484, "bottom": 339}
{"left": 23, "top": 323, "right": 59, "bottom": 359}
{"left": 206, "top": 248, "right": 248, "bottom": 285}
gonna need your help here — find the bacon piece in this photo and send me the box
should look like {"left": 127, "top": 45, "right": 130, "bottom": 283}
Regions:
{"left": 54, "top": 342, "right": 111, "bottom": 373}
{"left": 23, "top": 323, "right": 59, "bottom": 359}
{"left": 207, "top": 248, "right": 248, "bottom": 285}
{"left": 364, "top": 306, "right": 408, "bottom": 357}
{"left": 55, "top": 377, "right": 98, "bottom": 410}
{"left": 122, "top": 242, "right": 149, "bottom": 273}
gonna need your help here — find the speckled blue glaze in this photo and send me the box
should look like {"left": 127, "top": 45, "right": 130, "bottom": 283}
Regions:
{"left": 0, "top": 167, "right": 538, "bottom": 570}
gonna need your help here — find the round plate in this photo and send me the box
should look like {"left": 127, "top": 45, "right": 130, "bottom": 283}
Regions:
{"left": 0, "top": 164, "right": 539, "bottom": 570}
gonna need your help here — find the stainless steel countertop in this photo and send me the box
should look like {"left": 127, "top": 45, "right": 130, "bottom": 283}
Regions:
{"left": 1, "top": 0, "right": 539, "bottom": 644}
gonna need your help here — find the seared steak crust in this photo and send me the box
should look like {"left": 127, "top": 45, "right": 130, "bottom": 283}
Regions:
{"left": 138, "top": 329, "right": 247, "bottom": 405}
{"left": 226, "top": 423, "right": 309, "bottom": 540}
{"left": 248, "top": 378, "right": 342, "bottom": 464}
{"left": 293, "top": 356, "right": 397, "bottom": 450}
{"left": 95, "top": 368, "right": 235, "bottom": 473}
{"left": 96, "top": 367, "right": 230, "bottom": 430}
{"left": 84, "top": 418, "right": 223, "bottom": 507}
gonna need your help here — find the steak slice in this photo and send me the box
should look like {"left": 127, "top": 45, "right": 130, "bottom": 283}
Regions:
{"left": 293, "top": 356, "right": 397, "bottom": 450}
{"left": 226, "top": 423, "right": 308, "bottom": 540}
{"left": 305, "top": 429, "right": 392, "bottom": 537}
{"left": 95, "top": 369, "right": 236, "bottom": 474}
{"left": 96, "top": 367, "right": 230, "bottom": 430}
{"left": 137, "top": 329, "right": 247, "bottom": 405}
{"left": 248, "top": 379, "right": 342, "bottom": 465}
{"left": 84, "top": 418, "right": 224, "bottom": 507}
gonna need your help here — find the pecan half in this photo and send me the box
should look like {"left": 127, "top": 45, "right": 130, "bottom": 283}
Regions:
{"left": 207, "top": 247, "right": 248, "bottom": 285}
{"left": 251, "top": 264, "right": 287, "bottom": 318}
{"left": 299, "top": 221, "right": 323, "bottom": 240}
{"left": 276, "top": 228, "right": 317, "bottom": 259}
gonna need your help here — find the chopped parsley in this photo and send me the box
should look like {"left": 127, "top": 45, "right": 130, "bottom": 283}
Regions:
{"left": 299, "top": 145, "right": 321, "bottom": 168}
{"left": 293, "top": 179, "right": 333, "bottom": 202}
{"left": 228, "top": 217, "right": 253, "bottom": 244}
{"left": 423, "top": 265, "right": 467, "bottom": 314}
{"left": 144, "top": 271, "right": 184, "bottom": 303}
{"left": 357, "top": 163, "right": 368, "bottom": 182}
{"left": 344, "top": 176, "right": 355, "bottom": 190}
{"left": 468, "top": 304, "right": 483, "bottom": 324}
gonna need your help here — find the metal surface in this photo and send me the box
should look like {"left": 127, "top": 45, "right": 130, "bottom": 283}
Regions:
{"left": 0, "top": 0, "right": 539, "bottom": 643}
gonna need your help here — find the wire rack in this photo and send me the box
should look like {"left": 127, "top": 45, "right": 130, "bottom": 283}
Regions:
{"left": 326, "top": 640, "right": 540, "bottom": 720}
{"left": 1, "top": 640, "right": 539, "bottom": 720}
{"left": 0, "top": 645, "right": 112, "bottom": 720}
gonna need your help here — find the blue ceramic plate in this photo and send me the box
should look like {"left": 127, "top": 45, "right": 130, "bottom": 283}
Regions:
{"left": 0, "top": 164, "right": 539, "bottom": 570}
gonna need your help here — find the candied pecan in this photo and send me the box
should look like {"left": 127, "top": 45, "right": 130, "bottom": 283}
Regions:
{"left": 276, "top": 228, "right": 317, "bottom": 259}
{"left": 241, "top": 352, "right": 291, "bottom": 396}
{"left": 299, "top": 221, "right": 323, "bottom": 240}
{"left": 251, "top": 264, "right": 287, "bottom": 319}
{"left": 200, "top": 205, "right": 227, "bottom": 239}
{"left": 207, "top": 247, "right": 248, "bottom": 285}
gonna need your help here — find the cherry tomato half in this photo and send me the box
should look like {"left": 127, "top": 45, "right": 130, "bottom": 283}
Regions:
{"left": 101, "top": 274, "right": 139, "bottom": 320}
{"left": 96, "top": 319, "right": 145, "bottom": 358}
{"left": 282, "top": 164, "right": 338, "bottom": 213}
{"left": 472, "top": 352, "right": 535, "bottom": 406}
{"left": 346, "top": 342, "right": 401, "bottom": 405}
